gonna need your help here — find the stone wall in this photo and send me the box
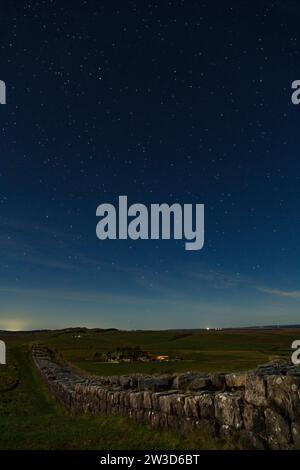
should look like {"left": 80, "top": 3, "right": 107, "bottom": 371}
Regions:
{"left": 32, "top": 345, "right": 300, "bottom": 449}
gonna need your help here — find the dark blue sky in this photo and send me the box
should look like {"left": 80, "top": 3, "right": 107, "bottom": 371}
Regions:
{"left": 1, "top": 0, "right": 300, "bottom": 330}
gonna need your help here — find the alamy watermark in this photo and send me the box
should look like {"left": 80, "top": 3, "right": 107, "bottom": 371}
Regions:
{"left": 292, "top": 340, "right": 300, "bottom": 365}
{"left": 0, "top": 80, "right": 6, "bottom": 104}
{"left": 96, "top": 196, "right": 204, "bottom": 251}
{"left": 0, "top": 340, "right": 6, "bottom": 365}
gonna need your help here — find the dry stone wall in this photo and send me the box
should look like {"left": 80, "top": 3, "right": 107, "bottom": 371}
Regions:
{"left": 32, "top": 345, "right": 300, "bottom": 449}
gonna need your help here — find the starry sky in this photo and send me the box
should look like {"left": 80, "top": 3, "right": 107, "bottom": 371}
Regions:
{"left": 1, "top": 0, "right": 300, "bottom": 331}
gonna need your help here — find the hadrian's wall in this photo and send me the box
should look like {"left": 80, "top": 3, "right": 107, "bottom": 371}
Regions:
{"left": 32, "top": 345, "right": 300, "bottom": 449}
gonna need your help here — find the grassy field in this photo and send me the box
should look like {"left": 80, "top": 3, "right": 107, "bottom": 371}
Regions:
{"left": 0, "top": 327, "right": 298, "bottom": 449}
{"left": 43, "top": 327, "right": 297, "bottom": 375}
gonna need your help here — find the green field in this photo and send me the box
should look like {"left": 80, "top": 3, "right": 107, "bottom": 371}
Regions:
{"left": 0, "top": 328, "right": 298, "bottom": 450}
{"left": 43, "top": 327, "right": 296, "bottom": 375}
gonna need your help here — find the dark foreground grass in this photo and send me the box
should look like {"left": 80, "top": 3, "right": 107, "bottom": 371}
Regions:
{"left": 0, "top": 413, "right": 236, "bottom": 450}
{"left": 0, "top": 341, "right": 235, "bottom": 450}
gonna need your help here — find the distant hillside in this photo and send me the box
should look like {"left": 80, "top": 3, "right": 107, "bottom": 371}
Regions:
{"left": 0, "top": 327, "right": 119, "bottom": 335}
{"left": 1, "top": 324, "right": 300, "bottom": 334}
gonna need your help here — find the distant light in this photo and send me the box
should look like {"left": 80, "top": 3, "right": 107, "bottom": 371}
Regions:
{"left": 0, "top": 319, "right": 28, "bottom": 331}
{"left": 206, "top": 327, "right": 210, "bottom": 331}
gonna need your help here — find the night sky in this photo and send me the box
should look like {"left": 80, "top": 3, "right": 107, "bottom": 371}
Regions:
{"left": 1, "top": 1, "right": 300, "bottom": 330}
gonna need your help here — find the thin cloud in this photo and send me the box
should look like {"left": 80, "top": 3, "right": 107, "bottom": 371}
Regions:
{"left": 190, "top": 269, "right": 245, "bottom": 289}
{"left": 257, "top": 287, "right": 300, "bottom": 298}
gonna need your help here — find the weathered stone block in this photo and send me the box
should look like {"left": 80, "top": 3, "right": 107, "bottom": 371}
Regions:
{"left": 243, "top": 403, "right": 265, "bottom": 436}
{"left": 143, "top": 391, "right": 153, "bottom": 409}
{"left": 172, "top": 372, "right": 208, "bottom": 390}
{"left": 151, "top": 391, "right": 175, "bottom": 411}
{"left": 219, "top": 424, "right": 232, "bottom": 441}
{"left": 225, "top": 372, "right": 247, "bottom": 389}
{"left": 208, "top": 372, "right": 226, "bottom": 390}
{"left": 129, "top": 391, "right": 144, "bottom": 409}
{"left": 108, "top": 376, "right": 120, "bottom": 387}
{"left": 196, "top": 392, "right": 214, "bottom": 419}
{"left": 214, "top": 392, "right": 243, "bottom": 429}
{"left": 291, "top": 420, "right": 300, "bottom": 448}
{"left": 150, "top": 411, "right": 162, "bottom": 427}
{"left": 184, "top": 395, "right": 200, "bottom": 418}
{"left": 119, "top": 376, "right": 131, "bottom": 389}
{"left": 138, "top": 375, "right": 171, "bottom": 391}
{"left": 267, "top": 375, "right": 300, "bottom": 419}
{"left": 185, "top": 377, "right": 211, "bottom": 391}
{"left": 118, "top": 390, "right": 127, "bottom": 408}
{"left": 169, "top": 394, "right": 186, "bottom": 416}
{"left": 245, "top": 374, "right": 267, "bottom": 407}
{"left": 264, "top": 408, "right": 291, "bottom": 450}
{"left": 158, "top": 394, "right": 176, "bottom": 414}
